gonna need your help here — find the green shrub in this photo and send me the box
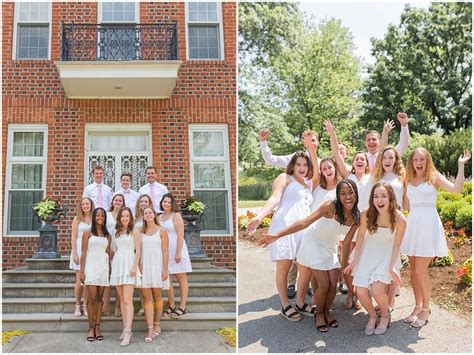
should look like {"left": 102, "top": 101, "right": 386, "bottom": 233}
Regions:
{"left": 462, "top": 181, "right": 472, "bottom": 197}
{"left": 463, "top": 194, "right": 472, "bottom": 204}
{"left": 432, "top": 249, "right": 454, "bottom": 267}
{"left": 455, "top": 204, "right": 472, "bottom": 234}
{"left": 439, "top": 191, "right": 463, "bottom": 202}
{"left": 239, "top": 182, "right": 272, "bottom": 200}
{"left": 439, "top": 200, "right": 466, "bottom": 224}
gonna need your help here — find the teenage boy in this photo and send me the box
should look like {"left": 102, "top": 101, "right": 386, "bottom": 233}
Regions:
{"left": 138, "top": 166, "right": 169, "bottom": 213}
{"left": 83, "top": 165, "right": 112, "bottom": 209}
{"left": 114, "top": 172, "right": 139, "bottom": 215}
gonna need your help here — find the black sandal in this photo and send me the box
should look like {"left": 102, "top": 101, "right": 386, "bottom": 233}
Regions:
{"left": 162, "top": 306, "right": 175, "bottom": 317}
{"left": 314, "top": 312, "right": 328, "bottom": 332}
{"left": 170, "top": 307, "right": 187, "bottom": 319}
{"left": 295, "top": 303, "right": 317, "bottom": 317}
{"left": 87, "top": 326, "right": 95, "bottom": 342}
{"left": 280, "top": 305, "right": 302, "bottom": 322}
{"left": 324, "top": 310, "right": 339, "bottom": 328}
{"left": 95, "top": 324, "right": 104, "bottom": 341}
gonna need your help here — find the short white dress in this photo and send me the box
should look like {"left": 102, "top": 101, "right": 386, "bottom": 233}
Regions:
{"left": 69, "top": 221, "right": 90, "bottom": 270}
{"left": 310, "top": 185, "right": 336, "bottom": 212}
{"left": 139, "top": 228, "right": 171, "bottom": 289}
{"left": 84, "top": 235, "right": 110, "bottom": 286}
{"left": 297, "top": 217, "right": 351, "bottom": 270}
{"left": 159, "top": 214, "right": 192, "bottom": 274}
{"left": 352, "top": 227, "right": 395, "bottom": 288}
{"left": 110, "top": 233, "right": 142, "bottom": 286}
{"left": 268, "top": 175, "right": 313, "bottom": 261}
{"left": 401, "top": 182, "right": 447, "bottom": 257}
{"left": 106, "top": 212, "right": 118, "bottom": 252}
{"left": 348, "top": 173, "right": 371, "bottom": 212}
{"left": 134, "top": 217, "right": 144, "bottom": 230}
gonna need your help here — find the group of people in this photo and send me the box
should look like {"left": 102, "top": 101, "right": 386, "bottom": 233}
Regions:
{"left": 69, "top": 165, "right": 192, "bottom": 345}
{"left": 247, "top": 113, "right": 471, "bottom": 335}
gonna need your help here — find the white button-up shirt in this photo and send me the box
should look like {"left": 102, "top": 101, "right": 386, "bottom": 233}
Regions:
{"left": 113, "top": 188, "right": 139, "bottom": 215}
{"left": 367, "top": 126, "right": 410, "bottom": 171}
{"left": 138, "top": 182, "right": 169, "bottom": 213}
{"left": 260, "top": 141, "right": 321, "bottom": 168}
{"left": 82, "top": 182, "right": 113, "bottom": 210}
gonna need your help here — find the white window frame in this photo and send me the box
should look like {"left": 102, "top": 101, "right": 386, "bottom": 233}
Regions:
{"left": 12, "top": 1, "right": 52, "bottom": 60}
{"left": 189, "top": 124, "right": 232, "bottom": 236}
{"left": 185, "top": 1, "right": 225, "bottom": 61}
{"left": 84, "top": 124, "right": 152, "bottom": 191}
{"left": 4, "top": 124, "right": 49, "bottom": 236}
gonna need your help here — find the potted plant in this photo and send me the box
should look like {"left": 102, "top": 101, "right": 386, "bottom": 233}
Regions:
{"left": 180, "top": 194, "right": 207, "bottom": 224}
{"left": 33, "top": 198, "right": 68, "bottom": 224}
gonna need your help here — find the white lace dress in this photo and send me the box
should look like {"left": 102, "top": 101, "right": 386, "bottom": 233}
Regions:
{"left": 110, "top": 233, "right": 142, "bottom": 286}
{"left": 159, "top": 214, "right": 192, "bottom": 274}
{"left": 139, "top": 228, "right": 170, "bottom": 289}
{"left": 84, "top": 235, "right": 110, "bottom": 286}
{"left": 69, "top": 221, "right": 90, "bottom": 270}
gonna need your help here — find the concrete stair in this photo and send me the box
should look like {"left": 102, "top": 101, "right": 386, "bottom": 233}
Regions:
{"left": 2, "top": 256, "right": 236, "bottom": 332}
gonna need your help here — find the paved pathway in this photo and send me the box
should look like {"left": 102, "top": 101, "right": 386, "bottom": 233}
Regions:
{"left": 3, "top": 330, "right": 233, "bottom": 353}
{"left": 238, "top": 240, "right": 472, "bottom": 353}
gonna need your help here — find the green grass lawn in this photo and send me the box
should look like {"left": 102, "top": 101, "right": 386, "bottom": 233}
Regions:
{"left": 238, "top": 200, "right": 265, "bottom": 208}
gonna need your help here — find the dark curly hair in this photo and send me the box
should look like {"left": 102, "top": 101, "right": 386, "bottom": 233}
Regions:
{"left": 91, "top": 207, "right": 109, "bottom": 237}
{"left": 334, "top": 179, "right": 360, "bottom": 226}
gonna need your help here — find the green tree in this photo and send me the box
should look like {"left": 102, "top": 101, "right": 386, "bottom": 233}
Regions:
{"left": 362, "top": 2, "right": 472, "bottom": 134}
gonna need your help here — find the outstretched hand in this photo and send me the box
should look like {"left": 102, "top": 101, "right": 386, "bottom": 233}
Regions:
{"left": 257, "top": 233, "right": 279, "bottom": 247}
{"left": 343, "top": 262, "right": 355, "bottom": 275}
{"left": 397, "top": 112, "right": 408, "bottom": 127}
{"left": 323, "top": 120, "right": 335, "bottom": 136}
{"left": 259, "top": 129, "right": 270, "bottom": 142}
{"left": 246, "top": 218, "right": 261, "bottom": 235}
{"left": 383, "top": 119, "right": 395, "bottom": 134}
{"left": 389, "top": 268, "right": 403, "bottom": 287}
{"left": 458, "top": 150, "right": 471, "bottom": 165}
{"left": 302, "top": 132, "right": 319, "bottom": 150}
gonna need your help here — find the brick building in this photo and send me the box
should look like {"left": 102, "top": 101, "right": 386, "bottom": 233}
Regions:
{"left": 2, "top": 1, "right": 237, "bottom": 271}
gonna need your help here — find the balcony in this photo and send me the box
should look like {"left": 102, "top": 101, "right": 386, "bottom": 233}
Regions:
{"left": 55, "top": 23, "right": 182, "bottom": 99}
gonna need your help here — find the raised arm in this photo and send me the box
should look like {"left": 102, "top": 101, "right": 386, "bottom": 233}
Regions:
{"left": 71, "top": 217, "right": 80, "bottom": 265}
{"left": 257, "top": 201, "right": 334, "bottom": 247}
{"left": 380, "top": 119, "right": 394, "bottom": 152}
{"left": 344, "top": 211, "right": 368, "bottom": 274}
{"left": 131, "top": 229, "right": 141, "bottom": 277}
{"left": 304, "top": 133, "right": 320, "bottom": 188}
{"left": 388, "top": 212, "right": 407, "bottom": 286}
{"left": 160, "top": 228, "right": 169, "bottom": 281}
{"left": 172, "top": 213, "right": 185, "bottom": 264}
{"left": 246, "top": 173, "right": 289, "bottom": 234}
{"left": 324, "top": 120, "right": 350, "bottom": 179}
{"left": 396, "top": 112, "right": 409, "bottom": 155}
{"left": 435, "top": 150, "right": 471, "bottom": 193}
{"left": 259, "top": 129, "right": 294, "bottom": 168}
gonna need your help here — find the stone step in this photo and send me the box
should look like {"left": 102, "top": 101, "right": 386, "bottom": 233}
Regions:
{"left": 2, "top": 296, "right": 236, "bottom": 314}
{"left": 2, "top": 282, "right": 236, "bottom": 298}
{"left": 1, "top": 312, "right": 236, "bottom": 332}
{"left": 3, "top": 267, "right": 235, "bottom": 283}
{"left": 25, "top": 256, "right": 214, "bottom": 270}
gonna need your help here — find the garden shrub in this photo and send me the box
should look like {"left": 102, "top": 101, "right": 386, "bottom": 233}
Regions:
{"left": 457, "top": 257, "right": 472, "bottom": 286}
{"left": 259, "top": 216, "right": 272, "bottom": 228}
{"left": 439, "top": 191, "right": 463, "bottom": 202}
{"left": 454, "top": 205, "right": 472, "bottom": 234}
{"left": 431, "top": 249, "right": 454, "bottom": 267}
{"left": 439, "top": 200, "right": 465, "bottom": 224}
{"left": 462, "top": 181, "right": 472, "bottom": 197}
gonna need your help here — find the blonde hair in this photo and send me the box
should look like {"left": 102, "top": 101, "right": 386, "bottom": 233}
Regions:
{"left": 371, "top": 145, "right": 405, "bottom": 183}
{"left": 140, "top": 207, "right": 159, "bottom": 234}
{"left": 405, "top": 147, "right": 437, "bottom": 185}
{"left": 76, "top": 197, "right": 94, "bottom": 221}
{"left": 135, "top": 194, "right": 152, "bottom": 221}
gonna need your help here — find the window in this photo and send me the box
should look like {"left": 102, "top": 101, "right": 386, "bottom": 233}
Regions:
{"left": 85, "top": 124, "right": 151, "bottom": 191}
{"left": 187, "top": 2, "right": 223, "bottom": 60}
{"left": 5, "top": 125, "right": 48, "bottom": 235}
{"left": 189, "top": 125, "right": 232, "bottom": 235}
{"left": 14, "top": 1, "right": 51, "bottom": 59}
{"left": 99, "top": 1, "right": 139, "bottom": 60}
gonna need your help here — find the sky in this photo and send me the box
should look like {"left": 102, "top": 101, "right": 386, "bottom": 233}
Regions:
{"left": 299, "top": 1, "right": 431, "bottom": 66}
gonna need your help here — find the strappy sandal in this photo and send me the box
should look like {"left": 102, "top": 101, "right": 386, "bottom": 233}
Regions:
{"left": 153, "top": 321, "right": 161, "bottom": 337}
{"left": 404, "top": 305, "right": 422, "bottom": 323}
{"left": 162, "top": 306, "right": 175, "bottom": 317}
{"left": 314, "top": 311, "right": 328, "bottom": 332}
{"left": 411, "top": 308, "right": 431, "bottom": 328}
{"left": 170, "top": 307, "right": 187, "bottom": 319}
{"left": 324, "top": 309, "right": 339, "bottom": 328}
{"left": 144, "top": 326, "right": 154, "bottom": 343}
{"left": 87, "top": 325, "right": 95, "bottom": 342}
{"left": 280, "top": 305, "right": 302, "bottom": 322}
{"left": 94, "top": 324, "right": 104, "bottom": 341}
{"left": 295, "top": 303, "right": 317, "bottom": 317}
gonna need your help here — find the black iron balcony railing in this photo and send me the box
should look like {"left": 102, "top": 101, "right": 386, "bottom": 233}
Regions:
{"left": 61, "top": 22, "right": 178, "bottom": 61}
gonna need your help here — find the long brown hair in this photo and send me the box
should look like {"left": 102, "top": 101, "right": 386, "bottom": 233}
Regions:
{"left": 115, "top": 207, "right": 134, "bottom": 237}
{"left": 405, "top": 147, "right": 437, "bottom": 185}
{"left": 350, "top": 151, "right": 370, "bottom": 175}
{"left": 371, "top": 145, "right": 405, "bottom": 183}
{"left": 366, "top": 182, "right": 399, "bottom": 234}
{"left": 285, "top": 151, "right": 313, "bottom": 179}
{"left": 140, "top": 207, "right": 159, "bottom": 234}
{"left": 134, "top": 194, "right": 152, "bottom": 220}
{"left": 320, "top": 158, "right": 340, "bottom": 189}
{"left": 160, "top": 193, "right": 179, "bottom": 213}
{"left": 76, "top": 197, "right": 94, "bottom": 220}
{"left": 109, "top": 193, "right": 125, "bottom": 212}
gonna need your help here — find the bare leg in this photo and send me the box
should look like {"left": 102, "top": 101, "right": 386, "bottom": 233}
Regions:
{"left": 141, "top": 288, "right": 154, "bottom": 340}
{"left": 387, "top": 281, "right": 396, "bottom": 309}
{"left": 102, "top": 286, "right": 111, "bottom": 315}
{"left": 175, "top": 273, "right": 189, "bottom": 310}
{"left": 405, "top": 256, "right": 423, "bottom": 321}
{"left": 413, "top": 257, "right": 432, "bottom": 322}
{"left": 122, "top": 284, "right": 135, "bottom": 332}
{"left": 295, "top": 263, "right": 312, "bottom": 308}
{"left": 275, "top": 259, "right": 293, "bottom": 308}
{"left": 356, "top": 287, "right": 377, "bottom": 331}
{"left": 86, "top": 286, "right": 98, "bottom": 339}
{"left": 115, "top": 286, "right": 122, "bottom": 316}
{"left": 115, "top": 285, "right": 126, "bottom": 332}
{"left": 312, "top": 269, "right": 329, "bottom": 330}
{"left": 166, "top": 275, "right": 176, "bottom": 309}
{"left": 152, "top": 288, "right": 164, "bottom": 334}
{"left": 94, "top": 286, "right": 105, "bottom": 338}
{"left": 74, "top": 271, "right": 82, "bottom": 306}
{"left": 310, "top": 275, "right": 319, "bottom": 305}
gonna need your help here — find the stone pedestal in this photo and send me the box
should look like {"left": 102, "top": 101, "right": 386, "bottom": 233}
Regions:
{"left": 33, "top": 223, "right": 62, "bottom": 259}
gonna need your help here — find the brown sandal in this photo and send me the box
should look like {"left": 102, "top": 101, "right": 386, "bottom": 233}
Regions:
{"left": 315, "top": 312, "right": 328, "bottom": 332}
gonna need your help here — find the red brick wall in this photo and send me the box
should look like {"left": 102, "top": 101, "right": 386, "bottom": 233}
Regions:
{"left": 2, "top": 1, "right": 236, "bottom": 271}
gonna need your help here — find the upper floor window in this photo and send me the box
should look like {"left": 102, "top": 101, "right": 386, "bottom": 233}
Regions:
{"left": 100, "top": 1, "right": 137, "bottom": 22}
{"left": 187, "top": 2, "right": 223, "bottom": 60}
{"left": 14, "top": 1, "right": 51, "bottom": 59}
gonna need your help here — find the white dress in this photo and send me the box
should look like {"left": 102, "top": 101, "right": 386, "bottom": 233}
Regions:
{"left": 366, "top": 172, "right": 404, "bottom": 209}
{"left": 310, "top": 185, "right": 336, "bottom": 212}
{"left": 297, "top": 217, "right": 351, "bottom": 270}
{"left": 139, "top": 228, "right": 171, "bottom": 289}
{"left": 268, "top": 176, "right": 313, "bottom": 261}
{"left": 134, "top": 217, "right": 144, "bottom": 230}
{"left": 69, "top": 221, "right": 90, "bottom": 270}
{"left": 348, "top": 173, "right": 371, "bottom": 212}
{"left": 110, "top": 233, "right": 142, "bottom": 286}
{"left": 106, "top": 212, "right": 118, "bottom": 252}
{"left": 84, "top": 235, "right": 110, "bottom": 286}
{"left": 401, "top": 182, "right": 447, "bottom": 257}
{"left": 352, "top": 227, "right": 395, "bottom": 288}
{"left": 159, "top": 214, "right": 192, "bottom": 274}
